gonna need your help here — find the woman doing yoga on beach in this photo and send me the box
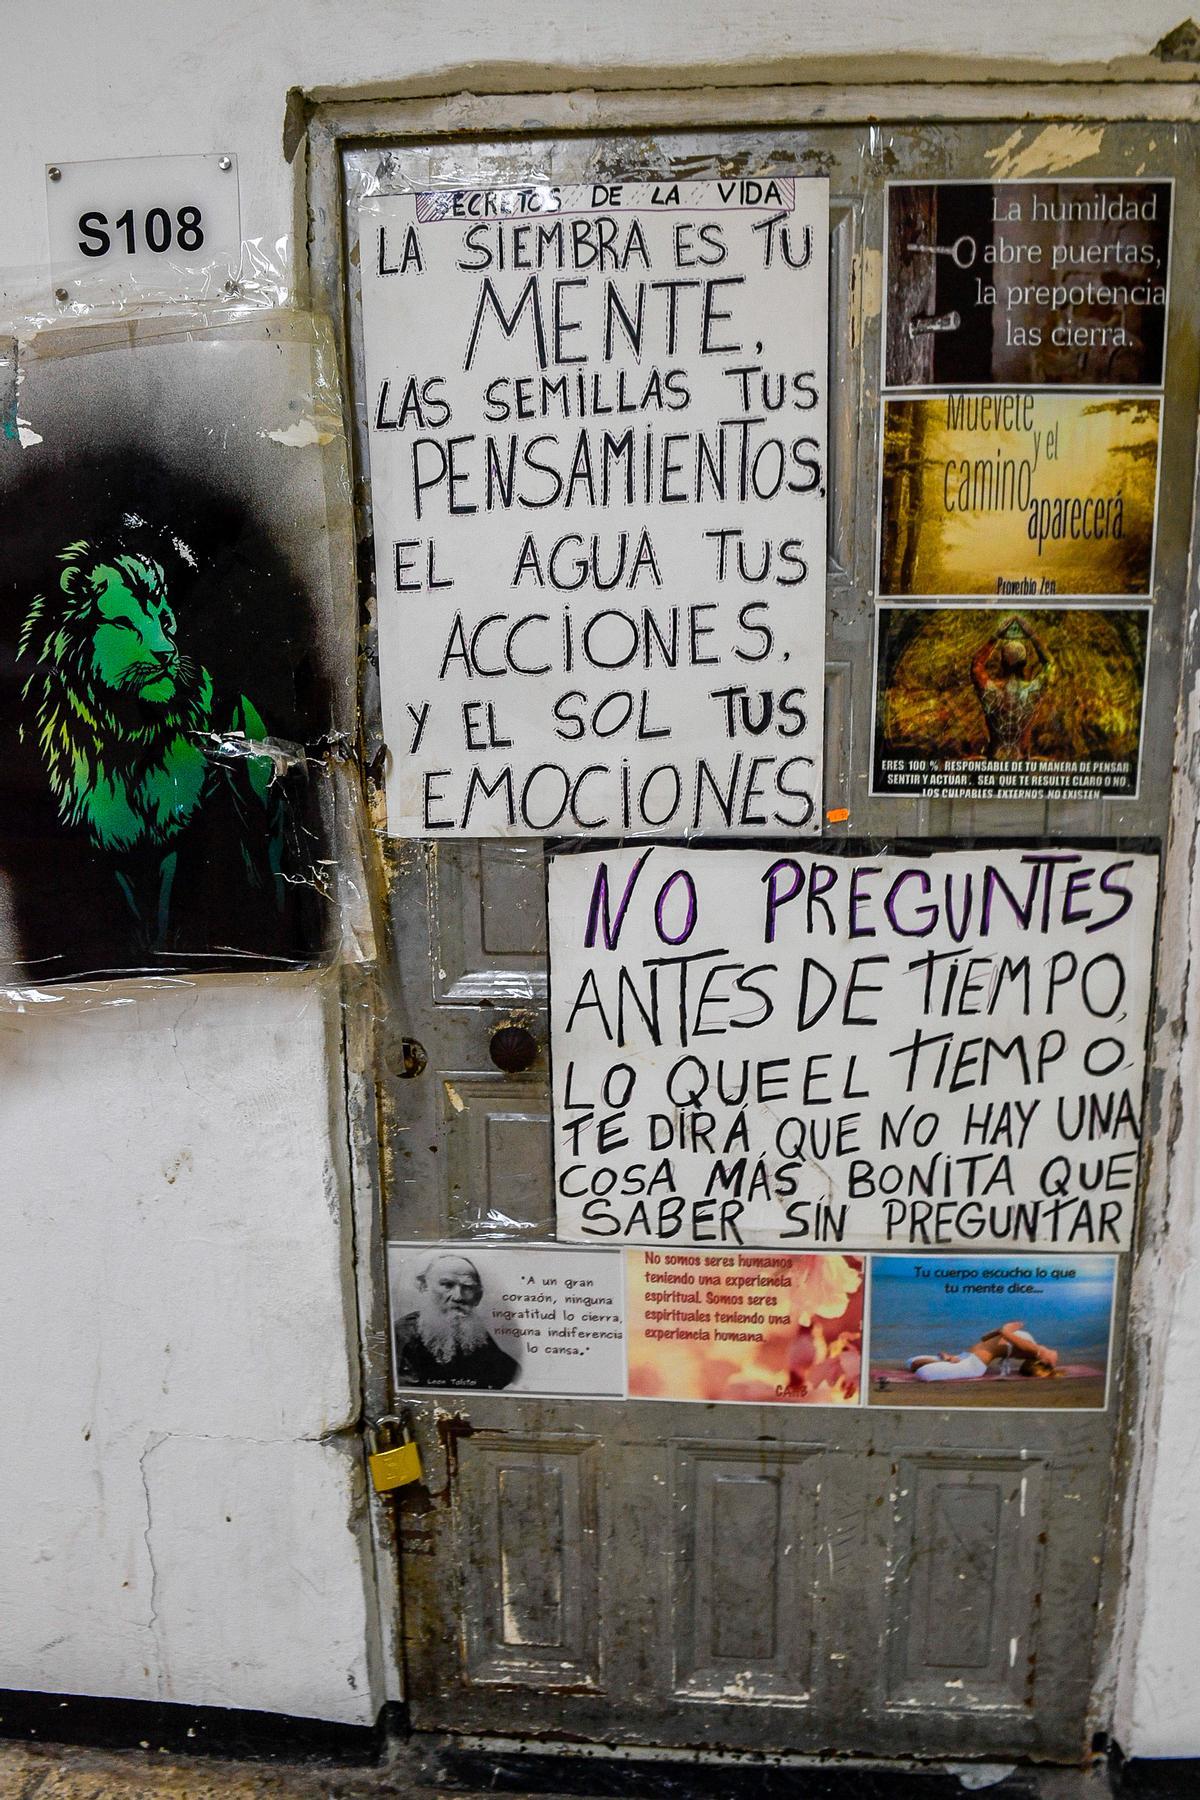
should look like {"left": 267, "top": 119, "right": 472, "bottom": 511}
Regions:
{"left": 907, "top": 1319, "right": 1059, "bottom": 1383}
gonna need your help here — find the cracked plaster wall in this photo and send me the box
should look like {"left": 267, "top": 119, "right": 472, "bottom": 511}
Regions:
{"left": 0, "top": 974, "right": 373, "bottom": 1723}
{"left": 3, "top": 0, "right": 1200, "bottom": 1749}
{"left": 1109, "top": 659, "right": 1200, "bottom": 1761}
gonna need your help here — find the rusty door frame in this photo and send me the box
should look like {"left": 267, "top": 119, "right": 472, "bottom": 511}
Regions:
{"left": 302, "top": 76, "right": 1200, "bottom": 1739}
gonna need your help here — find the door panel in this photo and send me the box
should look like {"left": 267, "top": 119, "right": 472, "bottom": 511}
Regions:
{"left": 393, "top": 1403, "right": 1112, "bottom": 1758}
{"left": 444, "top": 1075, "right": 551, "bottom": 1237}
{"left": 329, "top": 117, "right": 1200, "bottom": 1762}
{"left": 886, "top": 1454, "right": 1045, "bottom": 1709}
{"left": 672, "top": 1442, "right": 820, "bottom": 1701}
{"left": 431, "top": 842, "right": 546, "bottom": 1006}
{"left": 459, "top": 1434, "right": 601, "bottom": 1687}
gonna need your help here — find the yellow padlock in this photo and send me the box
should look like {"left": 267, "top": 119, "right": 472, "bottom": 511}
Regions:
{"left": 368, "top": 1414, "right": 423, "bottom": 1494}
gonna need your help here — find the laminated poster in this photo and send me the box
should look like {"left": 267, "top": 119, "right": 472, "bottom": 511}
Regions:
{"left": 387, "top": 1241, "right": 863, "bottom": 1406}
{"left": 386, "top": 1242, "right": 1115, "bottom": 1412}
{"left": 878, "top": 393, "right": 1160, "bottom": 599}
{"left": 874, "top": 177, "right": 1170, "bottom": 804}
{"left": 388, "top": 1242, "right": 627, "bottom": 1400}
{"left": 359, "top": 179, "right": 829, "bottom": 838}
{"left": 866, "top": 1253, "right": 1117, "bottom": 1412}
{"left": 884, "top": 180, "right": 1171, "bottom": 390}
{"left": 871, "top": 605, "right": 1149, "bottom": 801}
{"left": 548, "top": 842, "right": 1156, "bottom": 1254}
{"left": 0, "top": 318, "right": 351, "bottom": 983}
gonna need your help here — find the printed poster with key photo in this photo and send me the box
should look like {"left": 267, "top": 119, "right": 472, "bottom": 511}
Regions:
{"left": 884, "top": 180, "right": 1171, "bottom": 390}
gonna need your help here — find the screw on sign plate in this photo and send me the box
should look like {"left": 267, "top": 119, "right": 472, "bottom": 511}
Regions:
{"left": 367, "top": 1415, "right": 423, "bottom": 1494}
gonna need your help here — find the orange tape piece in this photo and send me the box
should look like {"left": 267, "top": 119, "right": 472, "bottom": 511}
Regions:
{"left": 826, "top": 807, "right": 850, "bottom": 823}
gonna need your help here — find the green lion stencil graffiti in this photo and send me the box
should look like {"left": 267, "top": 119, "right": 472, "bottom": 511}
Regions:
{"left": 18, "top": 534, "right": 284, "bottom": 946}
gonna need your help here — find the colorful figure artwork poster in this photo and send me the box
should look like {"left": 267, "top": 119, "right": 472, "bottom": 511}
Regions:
{"left": 877, "top": 394, "right": 1160, "bottom": 599}
{"left": 0, "top": 315, "right": 354, "bottom": 983}
{"left": 866, "top": 1254, "right": 1117, "bottom": 1411}
{"left": 871, "top": 605, "right": 1149, "bottom": 801}
{"left": 884, "top": 180, "right": 1171, "bottom": 390}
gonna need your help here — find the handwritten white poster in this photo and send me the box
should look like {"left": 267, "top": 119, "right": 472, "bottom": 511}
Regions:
{"left": 549, "top": 843, "right": 1156, "bottom": 1252}
{"left": 359, "top": 179, "right": 829, "bottom": 837}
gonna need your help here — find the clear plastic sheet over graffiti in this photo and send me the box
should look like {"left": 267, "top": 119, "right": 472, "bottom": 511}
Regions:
{"left": 0, "top": 273, "right": 375, "bottom": 999}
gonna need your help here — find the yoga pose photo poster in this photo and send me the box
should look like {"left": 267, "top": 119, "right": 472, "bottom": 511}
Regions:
{"left": 0, "top": 313, "right": 355, "bottom": 983}
{"left": 866, "top": 1255, "right": 1118, "bottom": 1410}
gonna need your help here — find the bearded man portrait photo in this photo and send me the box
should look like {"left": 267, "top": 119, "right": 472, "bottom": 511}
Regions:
{"left": 392, "top": 1252, "right": 521, "bottom": 1391}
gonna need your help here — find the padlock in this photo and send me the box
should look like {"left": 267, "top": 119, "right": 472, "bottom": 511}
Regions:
{"left": 367, "top": 1414, "right": 423, "bottom": 1494}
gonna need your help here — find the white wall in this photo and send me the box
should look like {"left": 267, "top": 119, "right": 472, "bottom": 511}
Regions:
{"left": 1109, "top": 653, "right": 1200, "bottom": 1761}
{"left": 0, "top": 975, "right": 374, "bottom": 1722}
{"left": 1, "top": 0, "right": 1196, "bottom": 317}
{"left": 2, "top": 0, "right": 1198, "bottom": 1746}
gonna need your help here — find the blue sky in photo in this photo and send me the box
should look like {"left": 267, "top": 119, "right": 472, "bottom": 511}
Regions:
{"left": 869, "top": 1256, "right": 1116, "bottom": 1365}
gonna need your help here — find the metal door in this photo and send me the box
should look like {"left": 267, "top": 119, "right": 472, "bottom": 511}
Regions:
{"left": 312, "top": 110, "right": 1200, "bottom": 1762}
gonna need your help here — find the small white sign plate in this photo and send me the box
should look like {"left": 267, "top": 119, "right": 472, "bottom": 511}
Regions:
{"left": 46, "top": 153, "right": 241, "bottom": 305}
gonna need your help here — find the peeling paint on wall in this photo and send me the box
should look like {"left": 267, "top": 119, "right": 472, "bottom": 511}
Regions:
{"left": 263, "top": 416, "right": 338, "bottom": 447}
{"left": 1153, "top": 19, "right": 1200, "bottom": 61}
{"left": 854, "top": 246, "right": 883, "bottom": 341}
{"left": 984, "top": 124, "right": 1106, "bottom": 179}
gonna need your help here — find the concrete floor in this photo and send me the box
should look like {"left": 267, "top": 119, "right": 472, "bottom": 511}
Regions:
{"left": 0, "top": 1742, "right": 415, "bottom": 1799}
{"left": 0, "top": 1739, "right": 1130, "bottom": 1800}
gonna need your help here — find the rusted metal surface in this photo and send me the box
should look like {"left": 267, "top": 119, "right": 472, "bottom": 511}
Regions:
{"left": 306, "top": 102, "right": 1200, "bottom": 1764}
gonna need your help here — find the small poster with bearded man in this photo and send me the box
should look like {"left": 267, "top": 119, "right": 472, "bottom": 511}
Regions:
{"left": 0, "top": 312, "right": 356, "bottom": 982}
{"left": 388, "top": 1243, "right": 627, "bottom": 1398}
